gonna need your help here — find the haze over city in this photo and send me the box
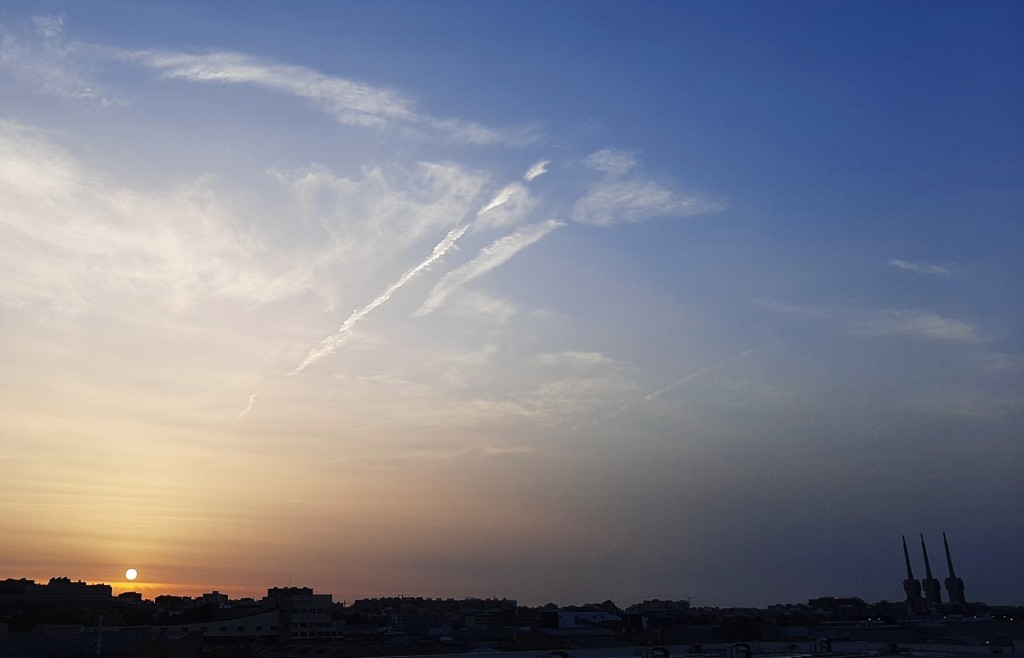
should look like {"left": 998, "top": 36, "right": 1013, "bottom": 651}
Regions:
{"left": 0, "top": 2, "right": 1021, "bottom": 608}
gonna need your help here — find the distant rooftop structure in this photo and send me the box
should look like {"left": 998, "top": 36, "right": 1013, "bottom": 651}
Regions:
{"left": 25, "top": 577, "right": 112, "bottom": 603}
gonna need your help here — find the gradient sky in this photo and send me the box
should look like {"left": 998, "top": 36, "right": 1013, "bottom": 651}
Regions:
{"left": 1, "top": 2, "right": 1022, "bottom": 607}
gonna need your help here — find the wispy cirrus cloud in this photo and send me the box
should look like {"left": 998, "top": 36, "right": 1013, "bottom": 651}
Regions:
{"left": 289, "top": 158, "right": 557, "bottom": 374}
{"left": 270, "top": 161, "right": 487, "bottom": 284}
{"left": 0, "top": 120, "right": 307, "bottom": 314}
{"left": 888, "top": 259, "right": 953, "bottom": 276}
{"left": 572, "top": 149, "right": 724, "bottom": 226}
{"left": 416, "top": 219, "right": 565, "bottom": 317}
{"left": 0, "top": 15, "right": 125, "bottom": 107}
{"left": 444, "top": 292, "right": 519, "bottom": 324}
{"left": 758, "top": 299, "right": 987, "bottom": 344}
{"left": 123, "top": 49, "right": 534, "bottom": 146}
{"left": 535, "top": 351, "right": 618, "bottom": 367}
{"left": 523, "top": 159, "right": 550, "bottom": 181}
{"left": 853, "top": 310, "right": 986, "bottom": 343}
{"left": 582, "top": 149, "right": 637, "bottom": 176}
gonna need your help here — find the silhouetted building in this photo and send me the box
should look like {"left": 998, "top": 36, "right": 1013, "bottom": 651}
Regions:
{"left": 24, "top": 577, "right": 111, "bottom": 603}
{"left": 262, "top": 587, "right": 340, "bottom": 640}
{"left": 200, "top": 591, "right": 229, "bottom": 607}
{"left": 942, "top": 531, "right": 967, "bottom": 605}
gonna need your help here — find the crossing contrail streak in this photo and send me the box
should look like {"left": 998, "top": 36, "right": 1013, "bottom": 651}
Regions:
{"left": 290, "top": 223, "right": 469, "bottom": 375}
{"left": 415, "top": 219, "right": 564, "bottom": 317}
{"left": 289, "top": 158, "right": 553, "bottom": 375}
{"left": 600, "top": 350, "right": 755, "bottom": 421}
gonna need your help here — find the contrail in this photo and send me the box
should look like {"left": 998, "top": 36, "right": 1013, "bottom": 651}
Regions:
{"left": 642, "top": 365, "right": 718, "bottom": 403}
{"left": 601, "top": 350, "right": 755, "bottom": 421}
{"left": 478, "top": 186, "right": 516, "bottom": 216}
{"left": 415, "top": 219, "right": 564, "bottom": 317}
{"left": 288, "top": 160, "right": 553, "bottom": 375}
{"left": 478, "top": 159, "right": 549, "bottom": 217}
{"left": 234, "top": 391, "right": 259, "bottom": 422}
{"left": 290, "top": 223, "right": 469, "bottom": 375}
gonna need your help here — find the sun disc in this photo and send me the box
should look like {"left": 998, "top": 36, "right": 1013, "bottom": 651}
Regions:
{"left": 125, "top": 568, "right": 138, "bottom": 581}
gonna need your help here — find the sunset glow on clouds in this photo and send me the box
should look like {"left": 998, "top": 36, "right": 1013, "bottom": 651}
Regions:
{"left": 0, "top": 3, "right": 1021, "bottom": 606}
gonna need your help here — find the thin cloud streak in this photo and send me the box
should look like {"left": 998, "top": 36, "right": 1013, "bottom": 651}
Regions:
{"left": 477, "top": 186, "right": 517, "bottom": 216}
{"left": 854, "top": 311, "right": 986, "bottom": 343}
{"left": 234, "top": 392, "right": 259, "bottom": 423}
{"left": 416, "top": 219, "right": 565, "bottom": 317}
{"left": 644, "top": 350, "right": 755, "bottom": 402}
{"left": 601, "top": 350, "right": 755, "bottom": 421}
{"left": 124, "top": 49, "right": 530, "bottom": 145}
{"left": 582, "top": 149, "right": 636, "bottom": 176}
{"left": 291, "top": 224, "right": 470, "bottom": 375}
{"left": 572, "top": 179, "right": 725, "bottom": 226}
{"left": 758, "top": 300, "right": 987, "bottom": 343}
{"left": 572, "top": 149, "right": 724, "bottom": 226}
{"left": 888, "top": 259, "right": 952, "bottom": 276}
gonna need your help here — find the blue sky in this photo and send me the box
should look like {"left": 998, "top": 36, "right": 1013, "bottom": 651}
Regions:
{"left": 0, "top": 2, "right": 1021, "bottom": 606}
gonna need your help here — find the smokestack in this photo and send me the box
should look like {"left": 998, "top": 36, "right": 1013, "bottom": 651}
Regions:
{"left": 920, "top": 534, "right": 942, "bottom": 606}
{"left": 903, "top": 535, "right": 916, "bottom": 580}
{"left": 943, "top": 531, "right": 957, "bottom": 578}
{"left": 921, "top": 535, "right": 934, "bottom": 579}
{"left": 942, "top": 531, "right": 967, "bottom": 606}
{"left": 902, "top": 535, "right": 924, "bottom": 612}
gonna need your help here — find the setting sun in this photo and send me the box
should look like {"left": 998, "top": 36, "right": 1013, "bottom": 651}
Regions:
{"left": 125, "top": 568, "right": 138, "bottom": 581}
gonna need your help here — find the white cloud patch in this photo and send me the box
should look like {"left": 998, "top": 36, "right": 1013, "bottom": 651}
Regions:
{"left": 572, "top": 179, "right": 724, "bottom": 226}
{"left": 572, "top": 149, "right": 724, "bottom": 226}
{"left": 888, "top": 259, "right": 952, "bottom": 276}
{"left": 271, "top": 161, "right": 486, "bottom": 273}
{"left": 416, "top": 219, "right": 564, "bottom": 316}
{"left": 519, "top": 374, "right": 640, "bottom": 424}
{"left": 0, "top": 120, "right": 307, "bottom": 314}
{"left": 444, "top": 292, "right": 519, "bottom": 323}
{"left": 582, "top": 149, "right": 637, "bottom": 176}
{"left": 854, "top": 311, "right": 987, "bottom": 343}
{"left": 523, "top": 159, "right": 550, "bottom": 181}
{"left": 758, "top": 299, "right": 987, "bottom": 344}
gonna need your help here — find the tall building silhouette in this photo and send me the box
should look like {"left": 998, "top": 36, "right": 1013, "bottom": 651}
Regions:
{"left": 902, "top": 535, "right": 925, "bottom": 613}
{"left": 942, "top": 531, "right": 967, "bottom": 605}
{"left": 919, "top": 534, "right": 942, "bottom": 606}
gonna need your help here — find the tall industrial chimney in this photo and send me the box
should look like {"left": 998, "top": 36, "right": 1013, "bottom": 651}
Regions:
{"left": 942, "top": 531, "right": 966, "bottom": 605}
{"left": 920, "top": 534, "right": 942, "bottom": 606}
{"left": 902, "top": 535, "right": 924, "bottom": 612}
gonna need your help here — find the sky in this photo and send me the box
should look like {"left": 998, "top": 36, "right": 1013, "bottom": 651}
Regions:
{"left": 0, "top": 2, "right": 1022, "bottom": 608}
